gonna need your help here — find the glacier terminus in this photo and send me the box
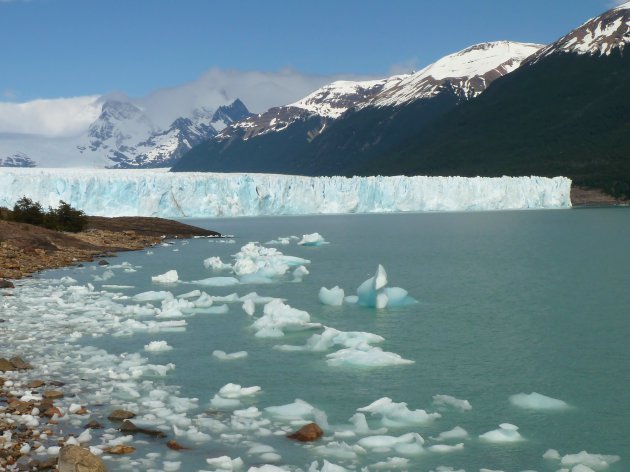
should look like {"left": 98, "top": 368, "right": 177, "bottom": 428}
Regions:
{"left": 0, "top": 169, "right": 571, "bottom": 218}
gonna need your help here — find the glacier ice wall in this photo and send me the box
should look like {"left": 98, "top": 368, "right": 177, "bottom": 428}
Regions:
{"left": 0, "top": 169, "right": 571, "bottom": 218}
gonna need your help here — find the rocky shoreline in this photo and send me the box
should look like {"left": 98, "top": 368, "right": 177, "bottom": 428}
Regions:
{"left": 0, "top": 216, "right": 219, "bottom": 281}
{"left": 0, "top": 216, "right": 221, "bottom": 471}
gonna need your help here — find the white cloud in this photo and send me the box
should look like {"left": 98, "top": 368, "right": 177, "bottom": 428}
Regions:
{"left": 0, "top": 96, "right": 101, "bottom": 137}
{"left": 0, "top": 68, "right": 379, "bottom": 136}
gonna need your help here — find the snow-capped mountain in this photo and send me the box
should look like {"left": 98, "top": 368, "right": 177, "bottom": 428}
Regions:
{"left": 81, "top": 98, "right": 249, "bottom": 168}
{"left": 532, "top": 1, "right": 630, "bottom": 61}
{"left": 371, "top": 41, "right": 542, "bottom": 107}
{"left": 0, "top": 152, "right": 37, "bottom": 168}
{"left": 173, "top": 41, "right": 542, "bottom": 174}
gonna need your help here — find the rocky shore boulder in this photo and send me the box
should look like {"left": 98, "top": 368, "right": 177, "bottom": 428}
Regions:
{"left": 287, "top": 422, "right": 324, "bottom": 442}
{"left": 57, "top": 445, "right": 107, "bottom": 472}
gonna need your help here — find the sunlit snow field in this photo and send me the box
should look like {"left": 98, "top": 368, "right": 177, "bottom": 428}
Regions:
{"left": 2, "top": 209, "right": 629, "bottom": 471}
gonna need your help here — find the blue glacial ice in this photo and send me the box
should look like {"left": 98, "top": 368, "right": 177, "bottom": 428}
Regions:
{"left": 0, "top": 168, "right": 572, "bottom": 217}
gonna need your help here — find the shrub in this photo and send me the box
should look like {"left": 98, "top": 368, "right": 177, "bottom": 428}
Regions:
{"left": 12, "top": 197, "right": 45, "bottom": 225}
{"left": 9, "top": 197, "right": 87, "bottom": 232}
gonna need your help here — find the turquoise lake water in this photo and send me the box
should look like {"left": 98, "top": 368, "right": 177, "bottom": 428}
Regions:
{"left": 17, "top": 208, "right": 630, "bottom": 471}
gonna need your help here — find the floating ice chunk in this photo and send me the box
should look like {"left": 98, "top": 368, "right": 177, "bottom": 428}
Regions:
{"left": 307, "top": 460, "right": 350, "bottom": 472}
{"left": 193, "top": 276, "right": 240, "bottom": 287}
{"left": 326, "top": 346, "right": 414, "bottom": 368}
{"left": 543, "top": 449, "right": 562, "bottom": 460}
{"left": 432, "top": 394, "right": 472, "bottom": 411}
{"left": 319, "top": 286, "right": 345, "bottom": 306}
{"left": 152, "top": 270, "right": 179, "bottom": 284}
{"left": 357, "top": 397, "right": 439, "bottom": 427}
{"left": 248, "top": 466, "right": 289, "bottom": 472}
{"left": 369, "top": 457, "right": 410, "bottom": 470}
{"left": 163, "top": 461, "right": 181, "bottom": 471}
{"left": 354, "top": 265, "right": 418, "bottom": 308}
{"left": 240, "top": 273, "right": 274, "bottom": 284}
{"left": 312, "top": 441, "right": 365, "bottom": 460}
{"left": 218, "top": 383, "right": 261, "bottom": 399}
{"left": 344, "top": 295, "right": 358, "bottom": 304}
{"left": 232, "top": 242, "right": 310, "bottom": 282}
{"left": 298, "top": 233, "right": 329, "bottom": 246}
{"left": 509, "top": 392, "right": 569, "bottom": 410}
{"left": 252, "top": 300, "right": 320, "bottom": 338}
{"left": 178, "top": 289, "right": 201, "bottom": 299}
{"left": 132, "top": 290, "right": 172, "bottom": 302}
{"left": 358, "top": 432, "right": 425, "bottom": 456}
{"left": 265, "top": 237, "right": 291, "bottom": 245}
{"left": 242, "top": 299, "right": 255, "bottom": 315}
{"left": 431, "top": 426, "right": 469, "bottom": 441}
{"left": 276, "top": 327, "right": 384, "bottom": 352}
{"left": 194, "top": 292, "right": 214, "bottom": 308}
{"left": 264, "top": 399, "right": 316, "bottom": 422}
{"left": 559, "top": 451, "right": 620, "bottom": 469}
{"left": 571, "top": 465, "right": 597, "bottom": 472}
{"left": 293, "top": 265, "right": 310, "bottom": 282}
{"left": 205, "top": 455, "right": 244, "bottom": 471}
{"left": 204, "top": 256, "right": 232, "bottom": 271}
{"left": 204, "top": 304, "right": 229, "bottom": 315}
{"left": 479, "top": 423, "right": 522, "bottom": 442}
{"left": 427, "top": 443, "right": 464, "bottom": 453}
{"left": 144, "top": 341, "right": 173, "bottom": 352}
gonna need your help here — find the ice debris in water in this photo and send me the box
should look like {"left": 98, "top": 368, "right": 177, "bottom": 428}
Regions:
{"left": 264, "top": 399, "right": 326, "bottom": 426}
{"left": 543, "top": 449, "right": 621, "bottom": 470}
{"left": 233, "top": 242, "right": 310, "bottom": 282}
{"left": 319, "top": 286, "right": 345, "bottom": 306}
{"left": 151, "top": 269, "right": 179, "bottom": 284}
{"left": 293, "top": 265, "right": 310, "bottom": 282}
{"left": 205, "top": 455, "right": 244, "bottom": 471}
{"left": 212, "top": 350, "right": 248, "bottom": 361}
{"left": 369, "top": 457, "right": 410, "bottom": 470}
{"left": 252, "top": 300, "right": 321, "bottom": 338}
{"left": 275, "top": 326, "right": 384, "bottom": 352}
{"left": 355, "top": 265, "right": 417, "bottom": 308}
{"left": 210, "top": 383, "right": 262, "bottom": 411}
{"left": 509, "top": 392, "right": 569, "bottom": 410}
{"left": 144, "top": 340, "right": 173, "bottom": 352}
{"left": 203, "top": 256, "right": 232, "bottom": 270}
{"left": 298, "top": 233, "right": 329, "bottom": 246}
{"left": 430, "top": 426, "right": 469, "bottom": 441}
{"left": 307, "top": 460, "right": 350, "bottom": 472}
{"left": 357, "top": 397, "right": 440, "bottom": 427}
{"left": 357, "top": 432, "right": 425, "bottom": 455}
{"left": 432, "top": 394, "right": 472, "bottom": 411}
{"left": 326, "top": 346, "right": 414, "bottom": 367}
{"left": 427, "top": 442, "right": 464, "bottom": 453}
{"left": 265, "top": 237, "right": 291, "bottom": 245}
{"left": 479, "top": 423, "right": 522, "bottom": 442}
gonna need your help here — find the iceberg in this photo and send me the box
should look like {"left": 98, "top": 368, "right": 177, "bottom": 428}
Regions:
{"left": 0, "top": 168, "right": 572, "bottom": 217}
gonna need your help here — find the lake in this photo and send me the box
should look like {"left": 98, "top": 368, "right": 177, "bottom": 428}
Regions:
{"left": 3, "top": 208, "right": 628, "bottom": 471}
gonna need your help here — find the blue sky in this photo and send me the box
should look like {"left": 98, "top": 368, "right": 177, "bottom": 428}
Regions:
{"left": 0, "top": 0, "right": 619, "bottom": 103}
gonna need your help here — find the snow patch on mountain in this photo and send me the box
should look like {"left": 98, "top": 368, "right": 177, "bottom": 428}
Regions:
{"left": 0, "top": 152, "right": 37, "bottom": 167}
{"left": 372, "top": 41, "right": 543, "bottom": 107}
{"left": 532, "top": 3, "right": 630, "bottom": 60}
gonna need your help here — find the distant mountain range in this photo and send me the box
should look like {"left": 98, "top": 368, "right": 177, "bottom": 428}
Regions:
{"left": 172, "top": 41, "right": 542, "bottom": 175}
{"left": 172, "top": 2, "right": 630, "bottom": 197}
{"left": 4, "top": 2, "right": 630, "bottom": 198}
{"left": 0, "top": 98, "right": 249, "bottom": 168}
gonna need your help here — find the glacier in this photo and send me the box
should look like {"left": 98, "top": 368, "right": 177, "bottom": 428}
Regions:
{"left": 0, "top": 168, "right": 571, "bottom": 218}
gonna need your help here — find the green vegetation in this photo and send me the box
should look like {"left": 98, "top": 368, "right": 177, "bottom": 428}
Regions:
{"left": 0, "top": 197, "right": 88, "bottom": 232}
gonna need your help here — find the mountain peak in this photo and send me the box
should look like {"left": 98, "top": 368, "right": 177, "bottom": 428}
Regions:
{"left": 533, "top": 3, "right": 630, "bottom": 60}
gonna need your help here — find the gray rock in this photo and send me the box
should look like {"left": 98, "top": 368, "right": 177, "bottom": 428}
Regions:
{"left": 57, "top": 445, "right": 107, "bottom": 472}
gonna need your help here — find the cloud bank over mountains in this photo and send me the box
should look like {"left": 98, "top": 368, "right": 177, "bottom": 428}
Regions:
{"left": 0, "top": 68, "right": 376, "bottom": 137}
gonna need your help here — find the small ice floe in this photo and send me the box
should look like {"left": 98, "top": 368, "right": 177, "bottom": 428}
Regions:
{"left": 265, "top": 237, "right": 291, "bottom": 245}
{"left": 205, "top": 455, "right": 244, "bottom": 471}
{"left": 430, "top": 426, "right": 469, "bottom": 441}
{"left": 132, "top": 290, "right": 172, "bottom": 302}
{"left": 432, "top": 394, "right": 472, "bottom": 411}
{"left": 509, "top": 392, "right": 569, "bottom": 410}
{"left": 357, "top": 397, "right": 440, "bottom": 427}
{"left": 298, "top": 233, "right": 329, "bottom": 246}
{"left": 210, "top": 383, "right": 261, "bottom": 410}
{"left": 543, "top": 449, "right": 621, "bottom": 470}
{"left": 356, "top": 265, "right": 417, "bottom": 309}
{"left": 319, "top": 286, "right": 345, "bottom": 306}
{"left": 144, "top": 340, "right": 173, "bottom": 352}
{"left": 264, "top": 398, "right": 322, "bottom": 424}
{"left": 427, "top": 443, "right": 464, "bottom": 453}
{"left": 151, "top": 270, "right": 179, "bottom": 284}
{"left": 203, "top": 256, "right": 232, "bottom": 271}
{"left": 292, "top": 265, "right": 310, "bottom": 282}
{"left": 358, "top": 432, "right": 425, "bottom": 455}
{"left": 212, "top": 350, "right": 248, "bottom": 360}
{"left": 369, "top": 457, "right": 410, "bottom": 470}
{"left": 192, "top": 276, "right": 240, "bottom": 287}
{"left": 252, "top": 300, "right": 321, "bottom": 338}
{"left": 242, "top": 299, "right": 255, "bottom": 315}
{"left": 93, "top": 269, "right": 115, "bottom": 282}
{"left": 326, "top": 346, "right": 414, "bottom": 368}
{"left": 479, "top": 423, "right": 522, "bottom": 442}
{"left": 307, "top": 460, "right": 350, "bottom": 472}
{"left": 275, "top": 326, "right": 384, "bottom": 352}
{"left": 312, "top": 441, "right": 365, "bottom": 461}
